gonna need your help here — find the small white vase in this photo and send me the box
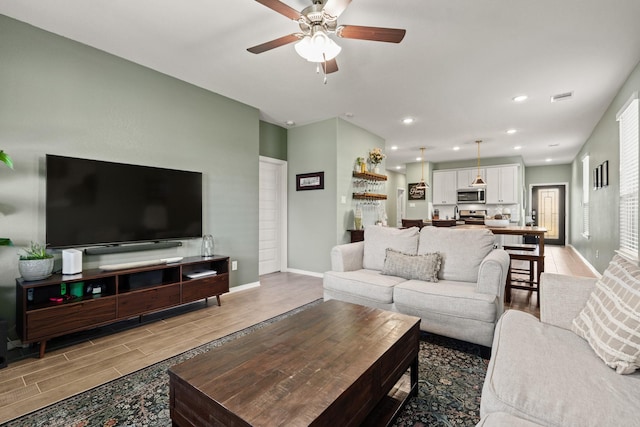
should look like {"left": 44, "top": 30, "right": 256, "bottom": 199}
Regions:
{"left": 374, "top": 166, "right": 380, "bottom": 174}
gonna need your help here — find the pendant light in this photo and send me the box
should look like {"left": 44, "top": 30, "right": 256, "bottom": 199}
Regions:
{"left": 415, "top": 147, "right": 429, "bottom": 189}
{"left": 471, "top": 140, "right": 486, "bottom": 187}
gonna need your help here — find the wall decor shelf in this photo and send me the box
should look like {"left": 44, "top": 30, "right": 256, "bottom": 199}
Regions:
{"left": 352, "top": 171, "right": 388, "bottom": 181}
{"left": 16, "top": 255, "right": 229, "bottom": 358}
{"left": 352, "top": 193, "right": 388, "bottom": 200}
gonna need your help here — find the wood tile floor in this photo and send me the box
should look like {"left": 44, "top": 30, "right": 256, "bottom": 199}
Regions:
{"left": 0, "top": 245, "right": 597, "bottom": 424}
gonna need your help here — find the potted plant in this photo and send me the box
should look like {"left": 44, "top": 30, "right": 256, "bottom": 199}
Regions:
{"left": 0, "top": 150, "right": 13, "bottom": 169}
{"left": 368, "top": 148, "right": 386, "bottom": 173}
{"left": 19, "top": 241, "right": 54, "bottom": 281}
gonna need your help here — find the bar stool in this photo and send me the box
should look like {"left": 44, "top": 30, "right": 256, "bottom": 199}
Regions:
{"left": 504, "top": 244, "right": 543, "bottom": 306}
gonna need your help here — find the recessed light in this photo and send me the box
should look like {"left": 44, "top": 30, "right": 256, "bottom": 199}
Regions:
{"left": 390, "top": 145, "right": 398, "bottom": 150}
{"left": 514, "top": 146, "right": 522, "bottom": 150}
{"left": 548, "top": 143, "right": 559, "bottom": 147}
{"left": 402, "top": 117, "right": 414, "bottom": 125}
{"left": 453, "top": 146, "right": 460, "bottom": 151}
{"left": 285, "top": 120, "right": 295, "bottom": 126}
{"left": 506, "top": 129, "right": 517, "bottom": 134}
{"left": 396, "top": 165, "right": 402, "bottom": 170}
{"left": 416, "top": 157, "right": 422, "bottom": 161}
{"left": 545, "top": 158, "right": 552, "bottom": 162}
{"left": 344, "top": 112, "right": 354, "bottom": 118}
{"left": 512, "top": 95, "right": 528, "bottom": 102}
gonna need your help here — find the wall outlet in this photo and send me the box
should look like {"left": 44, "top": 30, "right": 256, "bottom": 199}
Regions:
{"left": 232, "top": 261, "right": 238, "bottom": 271}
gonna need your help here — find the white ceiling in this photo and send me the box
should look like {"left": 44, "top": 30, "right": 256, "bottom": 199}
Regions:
{"left": 2, "top": 0, "right": 640, "bottom": 168}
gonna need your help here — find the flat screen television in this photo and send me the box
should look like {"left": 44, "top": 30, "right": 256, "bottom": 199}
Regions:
{"left": 46, "top": 155, "right": 202, "bottom": 249}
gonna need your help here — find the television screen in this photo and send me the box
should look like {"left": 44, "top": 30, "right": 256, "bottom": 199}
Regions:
{"left": 46, "top": 155, "right": 202, "bottom": 248}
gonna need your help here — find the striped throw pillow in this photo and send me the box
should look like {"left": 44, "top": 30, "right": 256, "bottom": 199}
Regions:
{"left": 571, "top": 254, "right": 640, "bottom": 374}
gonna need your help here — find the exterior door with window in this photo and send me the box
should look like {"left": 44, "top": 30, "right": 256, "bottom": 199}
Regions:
{"left": 532, "top": 185, "right": 566, "bottom": 245}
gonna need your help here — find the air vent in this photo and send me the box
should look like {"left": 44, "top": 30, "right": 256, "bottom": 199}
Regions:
{"left": 551, "top": 91, "right": 573, "bottom": 102}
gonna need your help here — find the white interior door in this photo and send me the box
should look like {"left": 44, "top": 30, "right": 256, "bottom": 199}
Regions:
{"left": 259, "top": 158, "right": 287, "bottom": 275}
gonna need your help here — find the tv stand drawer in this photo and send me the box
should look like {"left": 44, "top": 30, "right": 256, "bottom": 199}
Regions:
{"left": 118, "top": 284, "right": 181, "bottom": 318}
{"left": 182, "top": 274, "right": 229, "bottom": 303}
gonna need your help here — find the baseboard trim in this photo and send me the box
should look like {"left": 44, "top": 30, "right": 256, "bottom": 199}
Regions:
{"left": 285, "top": 268, "right": 324, "bottom": 278}
{"left": 567, "top": 244, "right": 602, "bottom": 278}
{"left": 229, "top": 281, "right": 260, "bottom": 293}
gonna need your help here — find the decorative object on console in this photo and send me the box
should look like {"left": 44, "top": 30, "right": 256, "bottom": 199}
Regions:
{"left": 62, "top": 249, "right": 82, "bottom": 275}
{"left": 201, "top": 235, "right": 214, "bottom": 258}
{"left": 296, "top": 171, "right": 324, "bottom": 191}
{"left": 18, "top": 241, "right": 54, "bottom": 281}
{"left": 471, "top": 140, "right": 486, "bottom": 187}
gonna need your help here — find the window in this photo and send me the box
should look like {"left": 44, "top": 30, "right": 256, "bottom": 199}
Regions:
{"left": 617, "top": 92, "right": 639, "bottom": 260}
{"left": 582, "top": 154, "right": 590, "bottom": 238}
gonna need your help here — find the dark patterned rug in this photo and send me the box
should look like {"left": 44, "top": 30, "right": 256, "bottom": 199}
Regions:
{"left": 6, "top": 301, "right": 489, "bottom": 427}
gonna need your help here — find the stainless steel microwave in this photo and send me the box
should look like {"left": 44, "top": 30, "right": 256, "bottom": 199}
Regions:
{"left": 457, "top": 188, "right": 486, "bottom": 204}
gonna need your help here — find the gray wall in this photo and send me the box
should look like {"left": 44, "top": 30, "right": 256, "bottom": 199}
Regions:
{"left": 259, "top": 121, "right": 287, "bottom": 161}
{"left": 0, "top": 16, "right": 260, "bottom": 336}
{"left": 570, "top": 59, "right": 640, "bottom": 272}
{"left": 287, "top": 118, "right": 384, "bottom": 273}
{"left": 385, "top": 170, "right": 407, "bottom": 227}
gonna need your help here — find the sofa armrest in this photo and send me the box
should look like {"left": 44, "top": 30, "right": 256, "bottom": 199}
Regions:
{"left": 539, "top": 273, "right": 597, "bottom": 331}
{"left": 330, "top": 241, "right": 365, "bottom": 272}
{"left": 476, "top": 249, "right": 510, "bottom": 298}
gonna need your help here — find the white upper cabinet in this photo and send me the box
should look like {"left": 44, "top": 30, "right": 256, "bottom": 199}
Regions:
{"left": 486, "top": 165, "right": 518, "bottom": 204}
{"left": 432, "top": 170, "right": 458, "bottom": 205}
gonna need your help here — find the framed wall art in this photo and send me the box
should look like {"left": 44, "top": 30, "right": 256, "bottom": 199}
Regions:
{"left": 296, "top": 172, "right": 324, "bottom": 191}
{"left": 408, "top": 182, "right": 426, "bottom": 200}
{"left": 601, "top": 160, "right": 609, "bottom": 187}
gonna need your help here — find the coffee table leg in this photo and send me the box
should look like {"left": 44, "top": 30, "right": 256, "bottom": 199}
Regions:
{"left": 410, "top": 354, "right": 419, "bottom": 397}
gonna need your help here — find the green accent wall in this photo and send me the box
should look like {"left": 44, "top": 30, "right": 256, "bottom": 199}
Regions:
{"left": 570, "top": 59, "right": 640, "bottom": 272}
{"left": 0, "top": 15, "right": 260, "bottom": 337}
{"left": 259, "top": 121, "right": 287, "bottom": 160}
{"left": 287, "top": 118, "right": 384, "bottom": 273}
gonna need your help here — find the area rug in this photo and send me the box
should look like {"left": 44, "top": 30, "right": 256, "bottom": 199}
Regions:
{"left": 6, "top": 301, "right": 489, "bottom": 427}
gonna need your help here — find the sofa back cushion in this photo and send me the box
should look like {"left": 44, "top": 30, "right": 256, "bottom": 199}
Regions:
{"left": 571, "top": 254, "right": 640, "bottom": 374}
{"left": 418, "top": 226, "right": 495, "bottom": 282}
{"left": 363, "top": 226, "right": 420, "bottom": 271}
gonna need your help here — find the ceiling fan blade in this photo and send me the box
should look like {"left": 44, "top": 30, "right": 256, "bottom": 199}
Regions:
{"left": 247, "top": 33, "right": 301, "bottom": 54}
{"left": 254, "top": 0, "right": 302, "bottom": 21}
{"left": 322, "top": 58, "right": 339, "bottom": 74}
{"left": 322, "top": 0, "right": 352, "bottom": 19}
{"left": 337, "top": 25, "right": 406, "bottom": 43}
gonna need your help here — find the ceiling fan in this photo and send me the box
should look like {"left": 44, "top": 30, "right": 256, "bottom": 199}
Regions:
{"left": 247, "top": 0, "right": 406, "bottom": 75}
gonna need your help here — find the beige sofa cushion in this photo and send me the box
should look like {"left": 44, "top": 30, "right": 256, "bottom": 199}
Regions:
{"left": 418, "top": 226, "right": 495, "bottom": 282}
{"left": 323, "top": 269, "right": 406, "bottom": 304}
{"left": 362, "top": 226, "right": 419, "bottom": 271}
{"left": 482, "top": 310, "right": 640, "bottom": 426}
{"left": 572, "top": 254, "right": 640, "bottom": 374}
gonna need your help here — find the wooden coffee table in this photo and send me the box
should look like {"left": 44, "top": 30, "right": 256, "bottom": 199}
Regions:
{"left": 168, "top": 299, "right": 420, "bottom": 426}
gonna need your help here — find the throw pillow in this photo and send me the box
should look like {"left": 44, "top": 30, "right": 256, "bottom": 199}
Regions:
{"left": 381, "top": 248, "right": 442, "bottom": 282}
{"left": 571, "top": 254, "right": 640, "bottom": 374}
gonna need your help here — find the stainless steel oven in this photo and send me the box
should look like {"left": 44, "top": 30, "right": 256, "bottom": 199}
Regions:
{"left": 457, "top": 188, "right": 486, "bottom": 204}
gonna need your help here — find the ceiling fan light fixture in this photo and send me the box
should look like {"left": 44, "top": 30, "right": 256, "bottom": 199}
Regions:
{"left": 294, "top": 31, "right": 341, "bottom": 62}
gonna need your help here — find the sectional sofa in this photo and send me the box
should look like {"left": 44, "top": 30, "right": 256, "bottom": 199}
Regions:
{"left": 478, "top": 255, "right": 640, "bottom": 426}
{"left": 323, "top": 225, "right": 510, "bottom": 347}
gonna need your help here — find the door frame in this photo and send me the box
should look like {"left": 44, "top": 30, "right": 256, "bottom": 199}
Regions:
{"left": 396, "top": 187, "right": 406, "bottom": 227}
{"left": 528, "top": 182, "right": 569, "bottom": 245}
{"left": 259, "top": 156, "right": 288, "bottom": 273}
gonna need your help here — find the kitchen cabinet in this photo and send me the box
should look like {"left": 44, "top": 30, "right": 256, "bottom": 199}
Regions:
{"left": 456, "top": 168, "right": 485, "bottom": 189}
{"left": 486, "top": 165, "right": 518, "bottom": 204}
{"left": 432, "top": 170, "right": 457, "bottom": 205}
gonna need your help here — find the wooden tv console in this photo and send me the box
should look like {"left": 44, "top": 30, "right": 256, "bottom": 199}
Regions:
{"left": 16, "top": 255, "right": 229, "bottom": 358}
